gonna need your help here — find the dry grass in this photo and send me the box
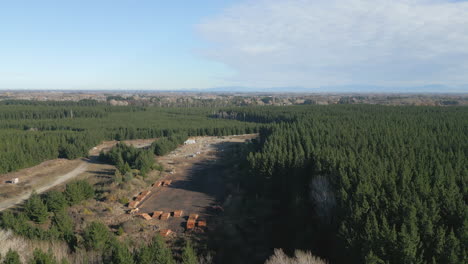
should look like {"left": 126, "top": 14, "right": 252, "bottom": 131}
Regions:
{"left": 0, "top": 229, "right": 70, "bottom": 263}
{"left": 0, "top": 229, "right": 107, "bottom": 264}
{"left": 265, "top": 249, "right": 327, "bottom": 264}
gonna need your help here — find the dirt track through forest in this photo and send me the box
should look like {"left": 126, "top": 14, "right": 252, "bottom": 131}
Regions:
{"left": 0, "top": 163, "right": 89, "bottom": 211}
{"left": 0, "top": 138, "right": 156, "bottom": 212}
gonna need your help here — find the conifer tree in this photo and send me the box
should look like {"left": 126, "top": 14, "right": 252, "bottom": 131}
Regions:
{"left": 24, "top": 192, "right": 48, "bottom": 224}
{"left": 181, "top": 240, "right": 198, "bottom": 264}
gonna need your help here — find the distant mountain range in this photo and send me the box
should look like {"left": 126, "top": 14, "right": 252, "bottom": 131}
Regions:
{"left": 202, "top": 85, "right": 468, "bottom": 94}
{"left": 1, "top": 85, "right": 466, "bottom": 94}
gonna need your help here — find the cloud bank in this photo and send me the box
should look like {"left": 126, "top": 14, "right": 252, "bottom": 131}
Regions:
{"left": 198, "top": 0, "right": 468, "bottom": 90}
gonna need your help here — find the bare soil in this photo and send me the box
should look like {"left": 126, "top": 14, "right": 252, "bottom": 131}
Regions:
{"left": 0, "top": 134, "right": 256, "bottom": 249}
{"left": 134, "top": 134, "right": 256, "bottom": 235}
{"left": 0, "top": 138, "right": 157, "bottom": 211}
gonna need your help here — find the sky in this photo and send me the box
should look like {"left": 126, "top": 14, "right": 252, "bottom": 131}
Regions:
{"left": 1, "top": 0, "right": 468, "bottom": 92}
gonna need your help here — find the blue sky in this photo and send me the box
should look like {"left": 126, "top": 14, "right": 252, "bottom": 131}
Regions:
{"left": 1, "top": 0, "right": 468, "bottom": 92}
{"left": 0, "top": 0, "right": 235, "bottom": 90}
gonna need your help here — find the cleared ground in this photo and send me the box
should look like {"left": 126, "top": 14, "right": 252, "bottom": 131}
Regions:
{"left": 0, "top": 134, "right": 256, "bottom": 245}
{"left": 0, "top": 138, "right": 156, "bottom": 211}
{"left": 133, "top": 134, "right": 256, "bottom": 235}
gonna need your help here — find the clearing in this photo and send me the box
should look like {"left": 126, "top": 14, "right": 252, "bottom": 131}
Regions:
{"left": 134, "top": 134, "right": 256, "bottom": 234}
{"left": 0, "top": 138, "right": 156, "bottom": 211}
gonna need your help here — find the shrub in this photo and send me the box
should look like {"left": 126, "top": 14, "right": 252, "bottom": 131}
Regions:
{"left": 31, "top": 248, "right": 58, "bottom": 264}
{"left": 123, "top": 172, "right": 134, "bottom": 183}
{"left": 135, "top": 235, "right": 175, "bottom": 264}
{"left": 118, "top": 197, "right": 129, "bottom": 205}
{"left": 116, "top": 226, "right": 124, "bottom": 236}
{"left": 83, "top": 222, "right": 112, "bottom": 251}
{"left": 152, "top": 163, "right": 164, "bottom": 172}
{"left": 2, "top": 249, "right": 21, "bottom": 264}
{"left": 109, "top": 242, "right": 134, "bottom": 264}
{"left": 114, "top": 170, "right": 123, "bottom": 184}
{"left": 264, "top": 249, "right": 327, "bottom": 264}
{"left": 82, "top": 208, "right": 93, "bottom": 215}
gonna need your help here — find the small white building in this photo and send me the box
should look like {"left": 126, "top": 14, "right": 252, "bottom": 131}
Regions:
{"left": 184, "top": 139, "right": 196, "bottom": 145}
{"left": 11, "top": 178, "right": 19, "bottom": 184}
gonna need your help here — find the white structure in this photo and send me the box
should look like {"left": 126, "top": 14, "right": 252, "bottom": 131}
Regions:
{"left": 11, "top": 178, "right": 19, "bottom": 184}
{"left": 184, "top": 139, "right": 196, "bottom": 145}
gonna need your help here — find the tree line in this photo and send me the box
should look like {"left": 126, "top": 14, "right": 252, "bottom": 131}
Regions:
{"left": 99, "top": 142, "right": 156, "bottom": 179}
{"left": 0, "top": 102, "right": 259, "bottom": 174}
{"left": 221, "top": 105, "right": 467, "bottom": 263}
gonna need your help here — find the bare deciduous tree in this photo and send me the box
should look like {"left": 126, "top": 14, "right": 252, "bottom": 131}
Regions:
{"left": 265, "top": 249, "right": 327, "bottom": 264}
{"left": 309, "top": 175, "right": 336, "bottom": 224}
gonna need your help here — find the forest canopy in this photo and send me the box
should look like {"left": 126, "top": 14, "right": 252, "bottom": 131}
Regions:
{"left": 0, "top": 103, "right": 258, "bottom": 173}
{"left": 216, "top": 105, "right": 467, "bottom": 263}
{"left": 0, "top": 102, "right": 466, "bottom": 263}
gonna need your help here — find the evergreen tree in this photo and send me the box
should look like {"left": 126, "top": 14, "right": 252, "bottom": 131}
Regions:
{"left": 135, "top": 235, "right": 175, "bottom": 264}
{"left": 52, "top": 210, "right": 73, "bottom": 241}
{"left": 83, "top": 222, "right": 112, "bottom": 251}
{"left": 24, "top": 192, "right": 48, "bottom": 224}
{"left": 109, "top": 242, "right": 134, "bottom": 264}
{"left": 181, "top": 240, "right": 198, "bottom": 264}
{"left": 63, "top": 180, "right": 94, "bottom": 205}
{"left": 44, "top": 191, "right": 67, "bottom": 213}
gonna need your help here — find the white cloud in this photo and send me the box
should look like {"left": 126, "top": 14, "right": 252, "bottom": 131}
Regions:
{"left": 198, "top": 0, "right": 468, "bottom": 89}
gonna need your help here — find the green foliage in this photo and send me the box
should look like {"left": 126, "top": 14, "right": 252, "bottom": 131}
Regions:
{"left": 152, "top": 133, "right": 187, "bottom": 156}
{"left": 30, "top": 249, "right": 58, "bottom": 264}
{"left": 116, "top": 226, "right": 124, "bottom": 236}
{"left": 2, "top": 249, "right": 21, "bottom": 264}
{"left": 118, "top": 197, "right": 129, "bottom": 205}
{"left": 114, "top": 170, "right": 123, "bottom": 184}
{"left": 83, "top": 222, "right": 112, "bottom": 251}
{"left": 118, "top": 162, "right": 132, "bottom": 176}
{"left": 109, "top": 242, "right": 134, "bottom": 264}
{"left": 100, "top": 143, "right": 154, "bottom": 177}
{"left": 134, "top": 150, "right": 154, "bottom": 176}
{"left": 44, "top": 191, "right": 67, "bottom": 213}
{"left": 135, "top": 235, "right": 175, "bottom": 264}
{"left": 224, "top": 105, "right": 468, "bottom": 264}
{"left": 24, "top": 192, "right": 48, "bottom": 224}
{"left": 181, "top": 240, "right": 198, "bottom": 264}
{"left": 0, "top": 103, "right": 257, "bottom": 174}
{"left": 2, "top": 102, "right": 466, "bottom": 263}
{"left": 63, "top": 180, "right": 94, "bottom": 205}
{"left": 1, "top": 211, "right": 44, "bottom": 239}
{"left": 0, "top": 187, "right": 80, "bottom": 244}
{"left": 52, "top": 210, "right": 73, "bottom": 241}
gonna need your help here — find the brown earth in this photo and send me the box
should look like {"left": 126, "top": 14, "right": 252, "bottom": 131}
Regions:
{"left": 0, "top": 138, "right": 157, "bottom": 211}
{"left": 0, "top": 134, "right": 256, "bottom": 246}
{"left": 133, "top": 134, "right": 256, "bottom": 235}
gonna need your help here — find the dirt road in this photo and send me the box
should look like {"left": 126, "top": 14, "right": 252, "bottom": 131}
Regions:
{"left": 0, "top": 138, "right": 156, "bottom": 212}
{"left": 0, "top": 162, "right": 89, "bottom": 211}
